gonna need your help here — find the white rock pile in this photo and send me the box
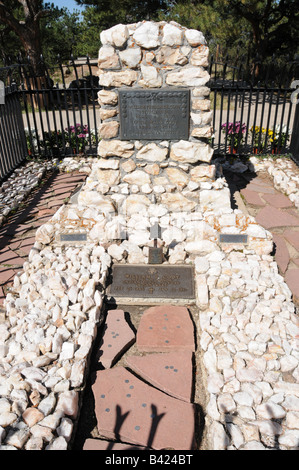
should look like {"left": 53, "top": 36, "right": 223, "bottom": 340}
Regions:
{"left": 250, "top": 157, "right": 299, "bottom": 210}
{"left": 0, "top": 242, "right": 110, "bottom": 450}
{"left": 2, "top": 153, "right": 298, "bottom": 450}
{"left": 0, "top": 161, "right": 55, "bottom": 227}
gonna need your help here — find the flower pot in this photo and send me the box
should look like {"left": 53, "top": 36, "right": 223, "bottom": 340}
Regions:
{"left": 229, "top": 146, "right": 237, "bottom": 154}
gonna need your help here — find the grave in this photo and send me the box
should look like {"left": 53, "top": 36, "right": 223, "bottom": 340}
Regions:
{"left": 108, "top": 264, "right": 195, "bottom": 304}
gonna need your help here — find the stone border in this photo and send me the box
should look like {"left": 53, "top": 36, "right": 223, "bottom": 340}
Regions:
{"left": 0, "top": 155, "right": 298, "bottom": 450}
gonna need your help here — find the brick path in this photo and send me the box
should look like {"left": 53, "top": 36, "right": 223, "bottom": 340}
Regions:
{"left": 81, "top": 306, "right": 199, "bottom": 450}
{"left": 0, "top": 171, "right": 88, "bottom": 307}
{"left": 225, "top": 169, "right": 299, "bottom": 304}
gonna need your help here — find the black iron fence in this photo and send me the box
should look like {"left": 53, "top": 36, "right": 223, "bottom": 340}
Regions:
{"left": 0, "top": 54, "right": 299, "bottom": 184}
{"left": 208, "top": 56, "right": 299, "bottom": 158}
{"left": 19, "top": 56, "right": 101, "bottom": 159}
{"left": 0, "top": 79, "right": 28, "bottom": 182}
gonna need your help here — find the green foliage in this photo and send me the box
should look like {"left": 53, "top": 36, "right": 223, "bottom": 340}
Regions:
{"left": 0, "top": 0, "right": 297, "bottom": 68}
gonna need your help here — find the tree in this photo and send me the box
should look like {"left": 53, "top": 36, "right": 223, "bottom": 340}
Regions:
{"left": 0, "top": 0, "right": 52, "bottom": 75}
{"left": 75, "top": 0, "right": 169, "bottom": 30}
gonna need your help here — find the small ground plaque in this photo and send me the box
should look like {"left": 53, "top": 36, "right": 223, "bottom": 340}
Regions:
{"left": 109, "top": 265, "right": 195, "bottom": 301}
{"left": 119, "top": 89, "right": 190, "bottom": 140}
{"left": 60, "top": 233, "right": 87, "bottom": 242}
{"left": 219, "top": 234, "right": 248, "bottom": 244}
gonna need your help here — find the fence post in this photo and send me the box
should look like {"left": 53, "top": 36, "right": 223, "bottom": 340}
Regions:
{"left": 290, "top": 102, "right": 299, "bottom": 162}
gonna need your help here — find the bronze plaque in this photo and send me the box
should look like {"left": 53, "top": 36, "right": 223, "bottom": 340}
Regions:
{"left": 109, "top": 265, "right": 195, "bottom": 299}
{"left": 148, "top": 247, "right": 164, "bottom": 265}
{"left": 60, "top": 233, "right": 87, "bottom": 242}
{"left": 219, "top": 234, "right": 248, "bottom": 244}
{"left": 119, "top": 89, "right": 190, "bottom": 140}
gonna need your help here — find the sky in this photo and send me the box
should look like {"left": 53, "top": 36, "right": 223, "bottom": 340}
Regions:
{"left": 50, "top": 0, "right": 86, "bottom": 13}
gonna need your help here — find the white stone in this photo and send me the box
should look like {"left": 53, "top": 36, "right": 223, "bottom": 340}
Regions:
{"left": 108, "top": 244, "right": 125, "bottom": 261}
{"left": 278, "top": 430, "right": 299, "bottom": 448}
{"left": 100, "top": 24, "right": 129, "bottom": 48}
{"left": 119, "top": 47, "right": 142, "bottom": 68}
{"left": 139, "top": 65, "right": 162, "bottom": 88}
{"left": 136, "top": 143, "right": 168, "bottom": 162}
{"left": 256, "top": 402, "right": 286, "bottom": 420}
{"left": 45, "top": 436, "right": 68, "bottom": 450}
{"left": 185, "top": 29, "right": 206, "bottom": 46}
{"left": 57, "top": 417, "right": 73, "bottom": 442}
{"left": 170, "top": 141, "right": 213, "bottom": 164}
{"left": 56, "top": 391, "right": 79, "bottom": 418}
{"left": 78, "top": 191, "right": 115, "bottom": 214}
{"left": 166, "top": 67, "right": 210, "bottom": 87}
{"left": 209, "top": 422, "right": 230, "bottom": 450}
{"left": 185, "top": 240, "right": 218, "bottom": 255}
{"left": 59, "top": 342, "right": 75, "bottom": 361}
{"left": 162, "top": 24, "right": 183, "bottom": 46}
{"left": 133, "top": 22, "right": 159, "bottom": 49}
{"left": 200, "top": 188, "right": 231, "bottom": 212}
{"left": 35, "top": 223, "right": 55, "bottom": 245}
{"left": 98, "top": 45, "right": 119, "bottom": 68}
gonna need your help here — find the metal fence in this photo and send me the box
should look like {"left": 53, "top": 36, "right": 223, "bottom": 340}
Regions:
{"left": 19, "top": 56, "right": 101, "bottom": 159}
{"left": 0, "top": 54, "right": 299, "bottom": 184}
{"left": 208, "top": 57, "right": 299, "bottom": 158}
{"left": 0, "top": 80, "right": 28, "bottom": 182}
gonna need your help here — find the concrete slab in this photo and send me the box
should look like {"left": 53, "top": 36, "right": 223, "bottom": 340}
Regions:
{"left": 92, "top": 367, "right": 196, "bottom": 450}
{"left": 272, "top": 234, "right": 290, "bottom": 274}
{"left": 126, "top": 351, "right": 193, "bottom": 402}
{"left": 240, "top": 188, "right": 266, "bottom": 206}
{"left": 283, "top": 229, "right": 299, "bottom": 252}
{"left": 97, "top": 310, "right": 135, "bottom": 369}
{"left": 256, "top": 207, "right": 299, "bottom": 229}
{"left": 285, "top": 269, "right": 299, "bottom": 303}
{"left": 136, "top": 305, "right": 195, "bottom": 353}
{"left": 262, "top": 193, "right": 293, "bottom": 208}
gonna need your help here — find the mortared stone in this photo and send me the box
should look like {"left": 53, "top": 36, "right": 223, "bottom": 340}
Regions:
{"left": 126, "top": 351, "right": 193, "bottom": 402}
{"left": 136, "top": 305, "right": 195, "bottom": 352}
{"left": 92, "top": 366, "right": 196, "bottom": 450}
{"left": 97, "top": 310, "right": 135, "bottom": 368}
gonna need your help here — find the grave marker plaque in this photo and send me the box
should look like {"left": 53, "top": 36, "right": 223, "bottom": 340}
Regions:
{"left": 60, "top": 233, "right": 87, "bottom": 243}
{"left": 219, "top": 234, "right": 248, "bottom": 244}
{"left": 119, "top": 89, "right": 190, "bottom": 140}
{"left": 109, "top": 265, "right": 195, "bottom": 300}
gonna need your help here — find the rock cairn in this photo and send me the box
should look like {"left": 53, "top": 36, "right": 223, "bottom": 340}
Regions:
{"left": 0, "top": 20, "right": 298, "bottom": 450}
{"left": 0, "top": 161, "right": 55, "bottom": 227}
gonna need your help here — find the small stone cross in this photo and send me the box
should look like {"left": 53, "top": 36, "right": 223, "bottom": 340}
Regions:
{"left": 150, "top": 222, "right": 162, "bottom": 243}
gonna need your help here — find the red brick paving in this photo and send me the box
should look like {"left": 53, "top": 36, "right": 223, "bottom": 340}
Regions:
{"left": 0, "top": 170, "right": 87, "bottom": 306}
{"left": 83, "top": 439, "right": 146, "bottom": 450}
{"left": 136, "top": 305, "right": 195, "bottom": 353}
{"left": 262, "top": 193, "right": 293, "bottom": 208}
{"left": 126, "top": 350, "right": 193, "bottom": 402}
{"left": 283, "top": 229, "right": 299, "bottom": 251}
{"left": 256, "top": 206, "right": 299, "bottom": 229}
{"left": 285, "top": 269, "right": 299, "bottom": 303}
{"left": 97, "top": 309, "right": 135, "bottom": 369}
{"left": 92, "top": 366, "right": 196, "bottom": 450}
{"left": 272, "top": 234, "right": 290, "bottom": 274}
{"left": 237, "top": 173, "right": 299, "bottom": 304}
{"left": 240, "top": 188, "right": 266, "bottom": 206}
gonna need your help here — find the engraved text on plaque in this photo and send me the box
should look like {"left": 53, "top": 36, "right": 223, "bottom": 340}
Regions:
{"left": 119, "top": 89, "right": 190, "bottom": 140}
